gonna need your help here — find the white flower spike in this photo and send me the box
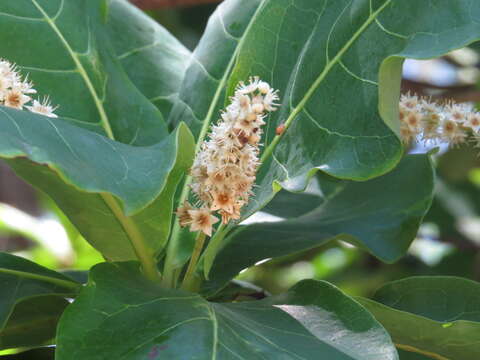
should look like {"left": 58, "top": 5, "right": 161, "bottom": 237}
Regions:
{"left": 177, "top": 77, "right": 279, "bottom": 236}
{"left": 399, "top": 93, "right": 480, "bottom": 148}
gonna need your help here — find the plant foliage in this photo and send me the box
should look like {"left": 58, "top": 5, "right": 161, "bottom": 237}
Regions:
{"left": 0, "top": 0, "right": 479, "bottom": 359}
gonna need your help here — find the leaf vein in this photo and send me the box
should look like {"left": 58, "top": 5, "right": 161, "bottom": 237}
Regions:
{"left": 191, "top": 55, "right": 221, "bottom": 83}
{"left": 218, "top": 5, "right": 240, "bottom": 41}
{"left": 303, "top": 108, "right": 390, "bottom": 139}
{"left": 0, "top": 11, "right": 43, "bottom": 21}
{"left": 261, "top": 0, "right": 394, "bottom": 163}
{"left": 339, "top": 60, "right": 378, "bottom": 86}
{"left": 30, "top": 0, "right": 115, "bottom": 139}
{"left": 375, "top": 18, "right": 408, "bottom": 39}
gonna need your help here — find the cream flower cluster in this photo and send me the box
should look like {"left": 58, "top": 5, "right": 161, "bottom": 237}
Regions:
{"left": 0, "top": 59, "right": 57, "bottom": 118}
{"left": 399, "top": 93, "right": 480, "bottom": 146}
{"left": 177, "top": 77, "right": 279, "bottom": 236}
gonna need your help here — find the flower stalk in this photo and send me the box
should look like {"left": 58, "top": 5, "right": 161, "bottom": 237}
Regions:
{"left": 180, "top": 232, "right": 206, "bottom": 291}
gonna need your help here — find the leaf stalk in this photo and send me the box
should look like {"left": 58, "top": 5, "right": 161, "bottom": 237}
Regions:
{"left": 101, "top": 193, "right": 160, "bottom": 282}
{"left": 0, "top": 268, "right": 80, "bottom": 292}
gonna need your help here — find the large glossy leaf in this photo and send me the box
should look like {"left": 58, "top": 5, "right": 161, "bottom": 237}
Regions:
{"left": 0, "top": 106, "right": 195, "bottom": 260}
{"left": 0, "top": 0, "right": 177, "bottom": 145}
{"left": 106, "top": 0, "right": 191, "bottom": 119}
{"left": 168, "top": 0, "right": 262, "bottom": 137}
{"left": 0, "top": 253, "right": 79, "bottom": 350}
{"left": 170, "top": 0, "right": 480, "bottom": 220}
{"left": 57, "top": 262, "right": 398, "bottom": 360}
{"left": 0, "top": 0, "right": 195, "bottom": 261}
{"left": 358, "top": 277, "right": 480, "bottom": 360}
{"left": 203, "top": 154, "right": 434, "bottom": 294}
{"left": 229, "top": 0, "right": 480, "bottom": 195}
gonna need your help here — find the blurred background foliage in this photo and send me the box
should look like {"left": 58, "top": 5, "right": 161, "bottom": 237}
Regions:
{"left": 1, "top": 0, "right": 480, "bottom": 313}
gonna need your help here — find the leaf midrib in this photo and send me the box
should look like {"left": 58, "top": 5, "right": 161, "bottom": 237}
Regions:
{"left": 395, "top": 343, "right": 449, "bottom": 360}
{"left": 29, "top": 0, "right": 164, "bottom": 278}
{"left": 0, "top": 268, "right": 79, "bottom": 291}
{"left": 30, "top": 0, "right": 115, "bottom": 139}
{"left": 260, "top": 0, "right": 393, "bottom": 163}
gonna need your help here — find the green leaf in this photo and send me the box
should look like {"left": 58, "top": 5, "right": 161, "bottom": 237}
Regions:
{"left": 424, "top": 176, "right": 480, "bottom": 246}
{"left": 230, "top": 0, "right": 480, "bottom": 186}
{"left": 0, "top": 0, "right": 190, "bottom": 274}
{"left": 0, "top": 253, "right": 79, "bottom": 350}
{"left": 0, "top": 348, "right": 55, "bottom": 359}
{"left": 168, "top": 0, "right": 262, "bottom": 136}
{"left": 207, "top": 279, "right": 269, "bottom": 303}
{"left": 61, "top": 270, "right": 88, "bottom": 284}
{"left": 397, "top": 350, "right": 432, "bottom": 360}
{"left": 0, "top": 107, "right": 195, "bottom": 261}
{"left": 1, "top": 296, "right": 69, "bottom": 349}
{"left": 0, "top": 0, "right": 170, "bottom": 145}
{"left": 57, "top": 262, "right": 398, "bottom": 360}
{"left": 261, "top": 191, "right": 324, "bottom": 219}
{"left": 171, "top": 0, "right": 480, "bottom": 220}
{"left": 357, "top": 276, "right": 480, "bottom": 360}
{"left": 373, "top": 276, "right": 480, "bottom": 322}
{"left": 106, "top": 0, "right": 191, "bottom": 119}
{"left": 0, "top": 0, "right": 195, "bottom": 263}
{"left": 203, "top": 155, "right": 434, "bottom": 294}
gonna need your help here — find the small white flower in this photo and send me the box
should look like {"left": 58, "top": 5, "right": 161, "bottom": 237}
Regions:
{"left": 26, "top": 98, "right": 58, "bottom": 118}
{"left": 263, "top": 88, "right": 280, "bottom": 112}
{"left": 441, "top": 118, "right": 466, "bottom": 145}
{"left": 17, "top": 78, "right": 37, "bottom": 95}
{"left": 401, "top": 93, "right": 420, "bottom": 109}
{"left": 187, "top": 208, "right": 219, "bottom": 237}
{"left": 464, "top": 113, "right": 480, "bottom": 133}
{"left": 0, "top": 60, "right": 16, "bottom": 79}
{"left": 258, "top": 81, "right": 270, "bottom": 94}
{"left": 3, "top": 89, "right": 30, "bottom": 109}
{"left": 444, "top": 103, "right": 471, "bottom": 124}
{"left": 236, "top": 76, "right": 261, "bottom": 94}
